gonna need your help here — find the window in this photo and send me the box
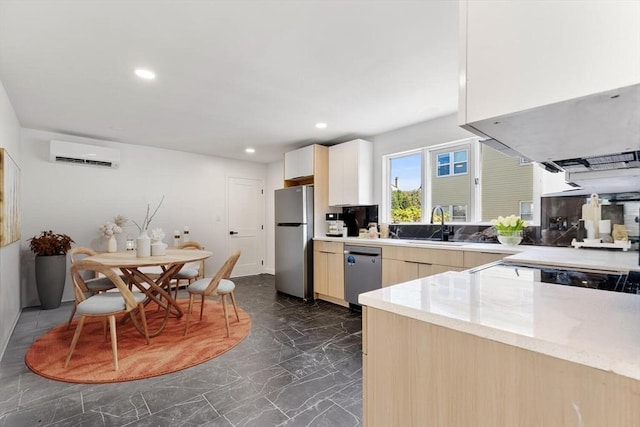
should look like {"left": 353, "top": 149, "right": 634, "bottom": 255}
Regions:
{"left": 389, "top": 152, "right": 422, "bottom": 223}
{"left": 519, "top": 201, "right": 534, "bottom": 221}
{"left": 437, "top": 149, "right": 468, "bottom": 177}
{"left": 383, "top": 138, "right": 548, "bottom": 224}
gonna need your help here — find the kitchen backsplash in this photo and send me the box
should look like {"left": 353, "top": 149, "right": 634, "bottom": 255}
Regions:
{"left": 540, "top": 192, "right": 639, "bottom": 247}
{"left": 388, "top": 191, "right": 639, "bottom": 249}
{"left": 388, "top": 223, "right": 539, "bottom": 245}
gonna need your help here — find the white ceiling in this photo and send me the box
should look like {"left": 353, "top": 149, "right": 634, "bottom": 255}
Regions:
{"left": 0, "top": 0, "right": 459, "bottom": 163}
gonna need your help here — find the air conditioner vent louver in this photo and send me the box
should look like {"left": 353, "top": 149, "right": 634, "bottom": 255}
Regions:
{"left": 85, "top": 159, "right": 113, "bottom": 167}
{"left": 50, "top": 140, "right": 120, "bottom": 169}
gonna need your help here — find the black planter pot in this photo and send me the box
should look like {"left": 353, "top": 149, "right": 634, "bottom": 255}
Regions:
{"left": 35, "top": 254, "right": 67, "bottom": 310}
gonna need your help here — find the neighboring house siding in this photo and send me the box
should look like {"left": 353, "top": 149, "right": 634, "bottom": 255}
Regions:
{"left": 481, "top": 146, "right": 533, "bottom": 221}
{"left": 431, "top": 145, "right": 471, "bottom": 220}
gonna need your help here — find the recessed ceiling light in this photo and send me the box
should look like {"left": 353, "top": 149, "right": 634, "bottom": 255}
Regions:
{"left": 315, "top": 122, "right": 327, "bottom": 129}
{"left": 245, "top": 148, "right": 255, "bottom": 154}
{"left": 135, "top": 69, "right": 156, "bottom": 80}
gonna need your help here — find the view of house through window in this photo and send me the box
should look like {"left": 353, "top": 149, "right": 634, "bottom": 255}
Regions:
{"left": 432, "top": 144, "right": 472, "bottom": 222}
{"left": 389, "top": 153, "right": 422, "bottom": 223}
{"left": 480, "top": 144, "right": 533, "bottom": 221}
{"left": 385, "top": 139, "right": 537, "bottom": 224}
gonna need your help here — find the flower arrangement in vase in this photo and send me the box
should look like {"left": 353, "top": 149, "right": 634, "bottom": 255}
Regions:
{"left": 100, "top": 215, "right": 126, "bottom": 252}
{"left": 491, "top": 215, "right": 528, "bottom": 246}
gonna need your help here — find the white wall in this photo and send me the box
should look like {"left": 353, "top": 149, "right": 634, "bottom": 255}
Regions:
{"left": 0, "top": 79, "right": 22, "bottom": 359}
{"left": 264, "top": 160, "right": 284, "bottom": 275}
{"left": 20, "top": 129, "right": 267, "bottom": 307}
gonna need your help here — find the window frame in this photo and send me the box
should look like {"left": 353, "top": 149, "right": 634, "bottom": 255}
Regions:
{"left": 385, "top": 148, "right": 426, "bottom": 223}
{"left": 382, "top": 137, "right": 542, "bottom": 226}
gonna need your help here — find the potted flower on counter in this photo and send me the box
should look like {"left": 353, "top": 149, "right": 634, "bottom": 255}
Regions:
{"left": 491, "top": 215, "right": 528, "bottom": 246}
{"left": 29, "top": 230, "right": 74, "bottom": 309}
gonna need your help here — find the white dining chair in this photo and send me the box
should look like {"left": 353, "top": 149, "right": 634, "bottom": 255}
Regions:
{"left": 65, "top": 259, "right": 150, "bottom": 371}
{"left": 183, "top": 251, "right": 241, "bottom": 337}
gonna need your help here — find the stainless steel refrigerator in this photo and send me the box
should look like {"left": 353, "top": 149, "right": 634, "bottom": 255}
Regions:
{"left": 275, "top": 186, "right": 314, "bottom": 300}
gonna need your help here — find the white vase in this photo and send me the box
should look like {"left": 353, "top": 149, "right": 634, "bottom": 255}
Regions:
{"left": 107, "top": 235, "right": 117, "bottom": 253}
{"left": 151, "top": 240, "right": 167, "bottom": 256}
{"left": 136, "top": 230, "right": 151, "bottom": 257}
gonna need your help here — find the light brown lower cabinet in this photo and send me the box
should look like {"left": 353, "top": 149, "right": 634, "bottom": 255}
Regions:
{"left": 363, "top": 307, "right": 640, "bottom": 427}
{"left": 463, "top": 250, "right": 506, "bottom": 268}
{"left": 313, "top": 241, "right": 345, "bottom": 302}
{"left": 382, "top": 246, "right": 464, "bottom": 287}
{"left": 382, "top": 259, "right": 463, "bottom": 286}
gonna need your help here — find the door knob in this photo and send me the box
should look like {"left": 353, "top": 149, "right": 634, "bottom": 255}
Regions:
{"left": 229, "top": 231, "right": 239, "bottom": 235}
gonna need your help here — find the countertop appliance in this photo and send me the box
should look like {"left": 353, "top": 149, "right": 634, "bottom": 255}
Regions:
{"left": 469, "top": 261, "right": 639, "bottom": 294}
{"left": 275, "top": 186, "right": 314, "bottom": 300}
{"left": 325, "top": 212, "right": 345, "bottom": 237}
{"left": 344, "top": 245, "right": 382, "bottom": 306}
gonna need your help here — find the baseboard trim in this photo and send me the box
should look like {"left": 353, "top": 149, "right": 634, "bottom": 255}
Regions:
{"left": 0, "top": 309, "right": 21, "bottom": 362}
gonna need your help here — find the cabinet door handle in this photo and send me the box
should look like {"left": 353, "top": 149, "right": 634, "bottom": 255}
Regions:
{"left": 229, "top": 231, "right": 239, "bottom": 235}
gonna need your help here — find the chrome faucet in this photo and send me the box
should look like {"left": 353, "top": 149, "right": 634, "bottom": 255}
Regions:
{"left": 430, "top": 205, "right": 447, "bottom": 241}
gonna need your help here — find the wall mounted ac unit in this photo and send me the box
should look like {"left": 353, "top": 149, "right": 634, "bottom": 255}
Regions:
{"left": 49, "top": 140, "right": 120, "bottom": 169}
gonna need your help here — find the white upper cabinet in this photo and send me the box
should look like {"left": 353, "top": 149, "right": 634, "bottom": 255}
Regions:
{"left": 329, "top": 139, "right": 373, "bottom": 206}
{"left": 284, "top": 145, "right": 314, "bottom": 180}
{"left": 459, "top": 0, "right": 640, "bottom": 125}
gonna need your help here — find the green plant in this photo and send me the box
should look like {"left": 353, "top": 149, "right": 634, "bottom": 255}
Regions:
{"left": 491, "top": 215, "right": 528, "bottom": 233}
{"left": 29, "top": 230, "right": 74, "bottom": 256}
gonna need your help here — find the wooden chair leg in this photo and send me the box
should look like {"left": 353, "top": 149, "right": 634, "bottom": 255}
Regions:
{"left": 230, "top": 292, "right": 240, "bottom": 322}
{"left": 66, "top": 302, "right": 78, "bottom": 329}
{"left": 199, "top": 294, "right": 205, "bottom": 320}
{"left": 184, "top": 294, "right": 195, "bottom": 336}
{"left": 103, "top": 318, "right": 108, "bottom": 341}
{"left": 221, "top": 295, "right": 230, "bottom": 338}
{"left": 64, "top": 316, "right": 85, "bottom": 368}
{"left": 138, "top": 303, "right": 150, "bottom": 345}
{"left": 109, "top": 315, "right": 118, "bottom": 371}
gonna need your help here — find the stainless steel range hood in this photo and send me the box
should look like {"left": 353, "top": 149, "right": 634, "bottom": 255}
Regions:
{"left": 463, "top": 84, "right": 640, "bottom": 191}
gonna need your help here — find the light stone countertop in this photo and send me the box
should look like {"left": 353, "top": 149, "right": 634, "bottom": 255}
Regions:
{"left": 359, "top": 267, "right": 640, "bottom": 380}
{"left": 323, "top": 236, "right": 640, "bottom": 377}
{"left": 315, "top": 236, "right": 640, "bottom": 272}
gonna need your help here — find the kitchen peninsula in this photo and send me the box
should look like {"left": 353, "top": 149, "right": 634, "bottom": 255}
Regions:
{"left": 358, "top": 246, "right": 640, "bottom": 426}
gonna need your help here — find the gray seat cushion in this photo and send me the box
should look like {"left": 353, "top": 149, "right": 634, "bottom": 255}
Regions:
{"left": 85, "top": 276, "right": 117, "bottom": 292}
{"left": 173, "top": 268, "right": 199, "bottom": 280}
{"left": 77, "top": 292, "right": 146, "bottom": 315}
{"left": 187, "top": 278, "right": 235, "bottom": 294}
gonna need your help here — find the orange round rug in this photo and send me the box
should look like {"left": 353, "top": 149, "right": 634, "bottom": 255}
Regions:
{"left": 25, "top": 299, "right": 252, "bottom": 383}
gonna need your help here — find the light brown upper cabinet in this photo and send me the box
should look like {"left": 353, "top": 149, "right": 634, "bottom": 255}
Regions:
{"left": 328, "top": 139, "right": 373, "bottom": 206}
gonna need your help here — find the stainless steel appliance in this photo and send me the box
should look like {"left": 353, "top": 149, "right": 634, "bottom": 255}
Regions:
{"left": 325, "top": 213, "right": 345, "bottom": 237}
{"left": 275, "top": 186, "right": 314, "bottom": 300}
{"left": 344, "top": 245, "right": 382, "bottom": 305}
{"left": 463, "top": 84, "right": 640, "bottom": 193}
{"left": 470, "top": 261, "right": 639, "bottom": 294}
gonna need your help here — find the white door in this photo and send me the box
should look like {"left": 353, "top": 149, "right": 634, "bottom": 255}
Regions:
{"left": 227, "top": 177, "right": 264, "bottom": 276}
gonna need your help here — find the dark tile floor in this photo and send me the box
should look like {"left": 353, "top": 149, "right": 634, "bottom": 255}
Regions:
{"left": 0, "top": 275, "right": 363, "bottom": 426}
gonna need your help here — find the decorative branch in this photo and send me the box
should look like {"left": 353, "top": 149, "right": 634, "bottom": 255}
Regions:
{"left": 133, "top": 196, "right": 165, "bottom": 232}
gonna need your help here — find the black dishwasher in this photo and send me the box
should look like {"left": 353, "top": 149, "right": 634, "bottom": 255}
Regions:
{"left": 344, "top": 245, "right": 382, "bottom": 306}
